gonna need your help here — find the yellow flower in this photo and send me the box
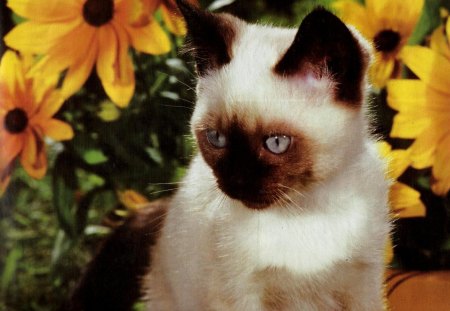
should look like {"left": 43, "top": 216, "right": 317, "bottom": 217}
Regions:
{"left": 5, "top": 0, "right": 172, "bottom": 107}
{"left": 388, "top": 46, "right": 450, "bottom": 196}
{"left": 118, "top": 189, "right": 149, "bottom": 210}
{"left": 429, "top": 9, "right": 450, "bottom": 59}
{"left": 334, "top": 0, "right": 424, "bottom": 88}
{"left": 0, "top": 51, "right": 74, "bottom": 195}
{"left": 377, "top": 141, "right": 426, "bottom": 218}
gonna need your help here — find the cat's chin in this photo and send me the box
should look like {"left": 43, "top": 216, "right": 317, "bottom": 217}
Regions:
{"left": 232, "top": 197, "right": 277, "bottom": 210}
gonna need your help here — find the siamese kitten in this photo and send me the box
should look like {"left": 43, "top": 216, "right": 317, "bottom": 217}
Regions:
{"left": 144, "top": 1, "right": 390, "bottom": 310}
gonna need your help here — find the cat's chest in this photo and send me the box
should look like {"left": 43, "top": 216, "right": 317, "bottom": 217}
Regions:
{"left": 211, "top": 202, "right": 366, "bottom": 276}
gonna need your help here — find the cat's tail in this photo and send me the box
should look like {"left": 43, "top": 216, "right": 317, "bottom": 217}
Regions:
{"left": 61, "top": 198, "right": 169, "bottom": 311}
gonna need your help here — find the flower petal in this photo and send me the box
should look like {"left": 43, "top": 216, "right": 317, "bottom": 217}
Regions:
{"left": 60, "top": 33, "right": 98, "bottom": 98}
{"left": 400, "top": 46, "right": 450, "bottom": 94}
{"left": 366, "top": 0, "right": 423, "bottom": 34}
{"left": 408, "top": 125, "right": 446, "bottom": 169}
{"left": 333, "top": 0, "right": 375, "bottom": 38}
{"left": 0, "top": 132, "right": 23, "bottom": 170}
{"left": 38, "top": 119, "right": 74, "bottom": 141}
{"left": 96, "top": 25, "right": 117, "bottom": 84}
{"left": 20, "top": 130, "right": 47, "bottom": 179}
{"left": 431, "top": 134, "right": 450, "bottom": 196}
{"left": 5, "top": 19, "right": 80, "bottom": 54}
{"left": 369, "top": 55, "right": 395, "bottom": 88}
{"left": 161, "top": 5, "right": 186, "bottom": 36}
{"left": 28, "top": 22, "right": 94, "bottom": 79}
{"left": 7, "top": 0, "right": 80, "bottom": 22}
{"left": 127, "top": 19, "right": 171, "bottom": 55}
{"left": 389, "top": 182, "right": 426, "bottom": 218}
{"left": 98, "top": 24, "right": 135, "bottom": 107}
{"left": 0, "top": 50, "right": 26, "bottom": 95}
{"left": 34, "top": 90, "right": 65, "bottom": 119}
{"left": 390, "top": 114, "right": 431, "bottom": 139}
{"left": 430, "top": 26, "right": 450, "bottom": 60}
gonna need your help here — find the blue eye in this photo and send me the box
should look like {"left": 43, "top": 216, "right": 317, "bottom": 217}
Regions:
{"left": 206, "top": 129, "right": 227, "bottom": 148}
{"left": 265, "top": 135, "right": 291, "bottom": 154}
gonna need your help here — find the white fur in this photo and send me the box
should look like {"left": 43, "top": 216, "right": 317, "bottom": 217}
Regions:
{"left": 144, "top": 18, "right": 390, "bottom": 311}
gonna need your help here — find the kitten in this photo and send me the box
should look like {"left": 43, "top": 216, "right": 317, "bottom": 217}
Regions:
{"left": 143, "top": 1, "right": 391, "bottom": 310}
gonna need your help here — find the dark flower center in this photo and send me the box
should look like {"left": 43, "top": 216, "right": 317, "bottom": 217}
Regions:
{"left": 83, "top": 0, "right": 114, "bottom": 27}
{"left": 4, "top": 108, "right": 29, "bottom": 134}
{"left": 374, "top": 30, "right": 401, "bottom": 53}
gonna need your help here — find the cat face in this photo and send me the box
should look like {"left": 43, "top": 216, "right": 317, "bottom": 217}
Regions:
{"left": 177, "top": 1, "right": 372, "bottom": 209}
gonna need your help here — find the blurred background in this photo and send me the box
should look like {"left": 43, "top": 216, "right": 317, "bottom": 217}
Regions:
{"left": 1, "top": 0, "right": 450, "bottom": 310}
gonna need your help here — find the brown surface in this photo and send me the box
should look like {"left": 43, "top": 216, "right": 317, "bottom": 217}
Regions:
{"left": 387, "top": 269, "right": 450, "bottom": 311}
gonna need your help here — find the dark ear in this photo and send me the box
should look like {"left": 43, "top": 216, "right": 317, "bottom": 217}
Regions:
{"left": 176, "top": 0, "right": 236, "bottom": 76}
{"left": 274, "top": 7, "right": 368, "bottom": 105}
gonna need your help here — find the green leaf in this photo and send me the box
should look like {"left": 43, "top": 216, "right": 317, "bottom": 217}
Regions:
{"left": 52, "top": 153, "right": 77, "bottom": 239}
{"left": 82, "top": 149, "right": 108, "bottom": 165}
{"left": 1, "top": 247, "right": 22, "bottom": 292}
{"left": 408, "top": 0, "right": 441, "bottom": 45}
{"left": 146, "top": 147, "right": 163, "bottom": 165}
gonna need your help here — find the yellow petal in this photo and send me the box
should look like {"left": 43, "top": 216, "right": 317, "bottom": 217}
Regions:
{"left": 431, "top": 134, "right": 450, "bottom": 196}
{"left": 366, "top": 0, "right": 423, "bottom": 34}
{"left": 369, "top": 55, "right": 395, "bottom": 88}
{"left": 0, "top": 50, "right": 26, "bottom": 95}
{"left": 390, "top": 114, "right": 431, "bottom": 139}
{"left": 96, "top": 25, "right": 117, "bottom": 84}
{"left": 389, "top": 182, "right": 426, "bottom": 218}
{"left": 34, "top": 90, "right": 65, "bottom": 119}
{"left": 0, "top": 132, "right": 23, "bottom": 170}
{"left": 60, "top": 35, "right": 98, "bottom": 98}
{"left": 446, "top": 15, "right": 450, "bottom": 43}
{"left": 7, "top": 0, "right": 80, "bottom": 22}
{"left": 333, "top": 0, "right": 375, "bottom": 38}
{"left": 430, "top": 26, "right": 450, "bottom": 60}
{"left": 99, "top": 24, "right": 135, "bottom": 107}
{"left": 118, "top": 189, "right": 149, "bottom": 211}
{"left": 4, "top": 19, "right": 80, "bottom": 54}
{"left": 19, "top": 130, "right": 47, "bottom": 179}
{"left": 377, "top": 141, "right": 411, "bottom": 179}
{"left": 127, "top": 19, "right": 171, "bottom": 55}
{"left": 400, "top": 46, "right": 450, "bottom": 94}
{"left": 161, "top": 5, "right": 186, "bottom": 36}
{"left": 388, "top": 79, "right": 450, "bottom": 116}
{"left": 29, "top": 22, "right": 94, "bottom": 79}
{"left": 408, "top": 126, "right": 445, "bottom": 169}
{"left": 387, "top": 80, "right": 425, "bottom": 111}
{"left": 38, "top": 119, "right": 74, "bottom": 141}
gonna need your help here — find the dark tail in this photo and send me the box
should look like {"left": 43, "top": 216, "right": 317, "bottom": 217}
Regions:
{"left": 62, "top": 198, "right": 168, "bottom": 311}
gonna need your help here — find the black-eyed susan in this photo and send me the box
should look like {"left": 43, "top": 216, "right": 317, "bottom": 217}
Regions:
{"left": 388, "top": 46, "right": 450, "bottom": 196}
{"left": 378, "top": 141, "right": 426, "bottom": 218}
{"left": 0, "top": 51, "right": 74, "bottom": 195}
{"left": 5, "top": 0, "right": 172, "bottom": 107}
{"left": 334, "top": 0, "right": 424, "bottom": 88}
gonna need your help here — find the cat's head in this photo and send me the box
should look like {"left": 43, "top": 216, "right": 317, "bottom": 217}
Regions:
{"left": 176, "top": 0, "right": 372, "bottom": 209}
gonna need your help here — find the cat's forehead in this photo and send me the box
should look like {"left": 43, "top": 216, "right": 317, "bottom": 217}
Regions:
{"left": 194, "top": 25, "right": 337, "bottom": 131}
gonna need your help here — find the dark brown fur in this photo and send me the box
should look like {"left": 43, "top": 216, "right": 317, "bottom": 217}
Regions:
{"left": 195, "top": 117, "right": 314, "bottom": 209}
{"left": 177, "top": 0, "right": 236, "bottom": 75}
{"left": 274, "top": 7, "right": 367, "bottom": 107}
{"left": 62, "top": 199, "right": 168, "bottom": 311}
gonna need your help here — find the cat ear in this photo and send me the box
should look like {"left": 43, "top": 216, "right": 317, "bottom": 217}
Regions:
{"left": 176, "top": 0, "right": 236, "bottom": 76}
{"left": 274, "top": 7, "right": 369, "bottom": 105}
